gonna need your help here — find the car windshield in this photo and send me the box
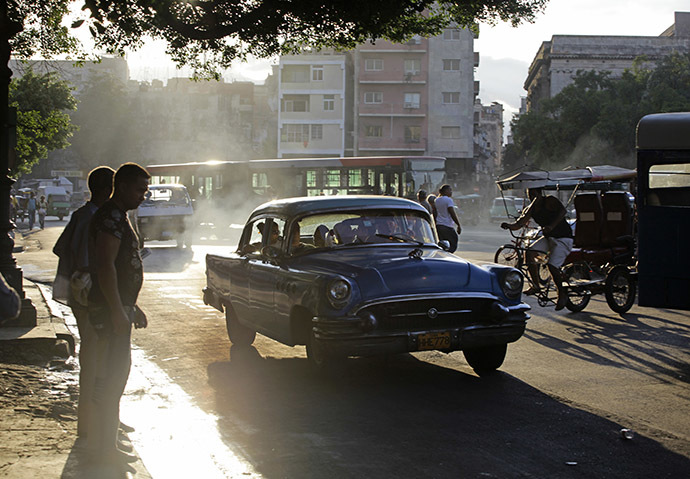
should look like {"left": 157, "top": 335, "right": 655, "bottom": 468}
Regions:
{"left": 142, "top": 187, "right": 190, "bottom": 206}
{"left": 294, "top": 209, "right": 436, "bottom": 250}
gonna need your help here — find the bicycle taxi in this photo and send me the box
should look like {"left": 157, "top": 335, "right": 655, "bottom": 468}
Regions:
{"left": 494, "top": 165, "right": 638, "bottom": 314}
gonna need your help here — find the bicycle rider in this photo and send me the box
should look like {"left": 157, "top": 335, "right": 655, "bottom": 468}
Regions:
{"left": 501, "top": 188, "right": 573, "bottom": 310}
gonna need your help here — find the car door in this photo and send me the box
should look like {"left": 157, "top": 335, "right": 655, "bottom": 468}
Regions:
{"left": 248, "top": 217, "right": 287, "bottom": 336}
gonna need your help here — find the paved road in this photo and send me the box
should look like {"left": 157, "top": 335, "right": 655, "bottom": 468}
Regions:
{"left": 17, "top": 220, "right": 690, "bottom": 478}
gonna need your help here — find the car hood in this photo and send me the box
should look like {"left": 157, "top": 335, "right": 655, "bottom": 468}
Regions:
{"left": 293, "top": 246, "right": 493, "bottom": 298}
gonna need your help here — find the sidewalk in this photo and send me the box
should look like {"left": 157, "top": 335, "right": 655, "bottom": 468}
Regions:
{"left": 0, "top": 226, "right": 151, "bottom": 478}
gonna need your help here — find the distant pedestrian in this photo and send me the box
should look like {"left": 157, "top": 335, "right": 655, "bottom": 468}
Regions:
{"left": 435, "top": 184, "right": 462, "bottom": 253}
{"left": 27, "top": 192, "right": 36, "bottom": 229}
{"left": 417, "top": 189, "right": 432, "bottom": 215}
{"left": 10, "top": 194, "right": 18, "bottom": 223}
{"left": 53, "top": 166, "right": 115, "bottom": 442}
{"left": 37, "top": 195, "right": 48, "bottom": 229}
{"left": 87, "top": 162, "right": 150, "bottom": 466}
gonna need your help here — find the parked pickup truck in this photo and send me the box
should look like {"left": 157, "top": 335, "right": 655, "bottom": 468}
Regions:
{"left": 203, "top": 195, "right": 530, "bottom": 375}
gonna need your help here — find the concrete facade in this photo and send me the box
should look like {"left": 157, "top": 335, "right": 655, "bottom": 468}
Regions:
{"left": 353, "top": 27, "right": 476, "bottom": 180}
{"left": 277, "top": 52, "right": 350, "bottom": 158}
{"left": 525, "top": 11, "right": 690, "bottom": 112}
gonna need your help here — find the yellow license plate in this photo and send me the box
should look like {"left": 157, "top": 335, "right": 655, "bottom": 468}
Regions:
{"left": 417, "top": 332, "right": 451, "bottom": 351}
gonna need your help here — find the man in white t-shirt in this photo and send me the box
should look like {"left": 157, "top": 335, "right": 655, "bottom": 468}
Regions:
{"left": 435, "top": 184, "right": 462, "bottom": 253}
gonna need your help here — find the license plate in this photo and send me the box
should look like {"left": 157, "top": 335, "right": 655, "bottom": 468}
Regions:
{"left": 417, "top": 332, "right": 451, "bottom": 351}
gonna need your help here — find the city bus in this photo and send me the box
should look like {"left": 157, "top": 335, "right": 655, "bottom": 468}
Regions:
{"left": 145, "top": 156, "right": 445, "bottom": 226}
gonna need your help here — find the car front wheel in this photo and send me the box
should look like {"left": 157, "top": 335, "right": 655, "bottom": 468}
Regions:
{"left": 225, "top": 305, "right": 256, "bottom": 347}
{"left": 306, "top": 331, "right": 343, "bottom": 371}
{"left": 463, "top": 344, "right": 507, "bottom": 376}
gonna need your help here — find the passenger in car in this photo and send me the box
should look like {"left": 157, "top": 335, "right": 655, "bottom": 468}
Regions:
{"left": 290, "top": 224, "right": 315, "bottom": 254}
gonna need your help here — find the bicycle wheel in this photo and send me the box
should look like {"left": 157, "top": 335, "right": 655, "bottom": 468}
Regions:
{"left": 605, "top": 266, "right": 636, "bottom": 314}
{"left": 494, "top": 245, "right": 522, "bottom": 269}
{"left": 563, "top": 263, "right": 591, "bottom": 312}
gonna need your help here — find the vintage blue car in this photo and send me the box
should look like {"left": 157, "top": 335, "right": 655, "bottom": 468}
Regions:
{"left": 203, "top": 196, "right": 530, "bottom": 374}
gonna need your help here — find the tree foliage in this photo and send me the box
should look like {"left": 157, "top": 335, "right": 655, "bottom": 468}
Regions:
{"left": 8, "top": 1, "right": 548, "bottom": 78}
{"left": 508, "top": 52, "right": 690, "bottom": 171}
{"left": 8, "top": 68, "right": 77, "bottom": 176}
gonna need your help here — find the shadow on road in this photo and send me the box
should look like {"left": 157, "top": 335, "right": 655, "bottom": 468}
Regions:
{"left": 206, "top": 348, "right": 690, "bottom": 478}
{"left": 525, "top": 306, "right": 690, "bottom": 385}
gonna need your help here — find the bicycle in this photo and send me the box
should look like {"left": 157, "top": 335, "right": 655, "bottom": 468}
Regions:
{"left": 495, "top": 225, "right": 636, "bottom": 314}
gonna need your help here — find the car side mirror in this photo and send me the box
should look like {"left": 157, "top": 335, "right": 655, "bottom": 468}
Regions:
{"left": 438, "top": 240, "right": 451, "bottom": 251}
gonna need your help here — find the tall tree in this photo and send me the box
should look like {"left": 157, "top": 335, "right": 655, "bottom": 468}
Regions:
{"left": 9, "top": 68, "right": 77, "bottom": 176}
{"left": 508, "top": 52, "right": 690, "bottom": 171}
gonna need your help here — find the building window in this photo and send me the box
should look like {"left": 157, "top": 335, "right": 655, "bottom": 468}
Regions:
{"left": 442, "top": 126, "right": 461, "bottom": 139}
{"left": 312, "top": 65, "right": 324, "bottom": 81}
{"left": 365, "top": 58, "right": 384, "bottom": 71}
{"left": 442, "top": 92, "right": 460, "bottom": 104}
{"left": 311, "top": 124, "right": 323, "bottom": 140}
{"left": 404, "top": 125, "right": 421, "bottom": 143}
{"left": 306, "top": 170, "right": 317, "bottom": 188}
{"left": 323, "top": 94, "right": 335, "bottom": 111}
{"left": 281, "top": 124, "right": 310, "bottom": 142}
{"left": 282, "top": 95, "right": 309, "bottom": 112}
{"left": 282, "top": 65, "right": 309, "bottom": 83}
{"left": 404, "top": 93, "right": 420, "bottom": 109}
{"left": 406, "top": 35, "right": 422, "bottom": 45}
{"left": 365, "top": 125, "right": 383, "bottom": 137}
{"left": 404, "top": 59, "right": 421, "bottom": 75}
{"left": 443, "top": 29, "right": 461, "bottom": 40}
{"left": 443, "top": 59, "right": 461, "bottom": 71}
{"left": 364, "top": 92, "right": 383, "bottom": 104}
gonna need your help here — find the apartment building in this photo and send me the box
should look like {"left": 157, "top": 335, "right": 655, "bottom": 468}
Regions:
{"left": 353, "top": 28, "right": 476, "bottom": 180}
{"left": 277, "top": 52, "right": 351, "bottom": 158}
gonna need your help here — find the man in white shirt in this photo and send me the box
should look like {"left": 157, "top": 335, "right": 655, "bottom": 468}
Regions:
{"left": 435, "top": 184, "right": 462, "bottom": 253}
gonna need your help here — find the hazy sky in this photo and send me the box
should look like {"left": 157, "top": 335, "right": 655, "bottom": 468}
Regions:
{"left": 122, "top": 1, "right": 688, "bottom": 130}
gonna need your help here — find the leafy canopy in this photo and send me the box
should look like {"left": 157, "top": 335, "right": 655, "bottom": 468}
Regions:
{"left": 507, "top": 52, "right": 690, "bottom": 171}
{"left": 9, "top": 1, "right": 547, "bottom": 77}
{"left": 8, "top": 68, "right": 77, "bottom": 176}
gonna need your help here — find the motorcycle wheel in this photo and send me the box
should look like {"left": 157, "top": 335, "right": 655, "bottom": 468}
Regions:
{"left": 605, "top": 266, "right": 636, "bottom": 314}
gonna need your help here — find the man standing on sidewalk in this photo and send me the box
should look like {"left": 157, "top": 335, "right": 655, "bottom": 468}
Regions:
{"left": 53, "top": 166, "right": 114, "bottom": 440}
{"left": 87, "top": 163, "right": 150, "bottom": 466}
{"left": 434, "top": 184, "right": 462, "bottom": 253}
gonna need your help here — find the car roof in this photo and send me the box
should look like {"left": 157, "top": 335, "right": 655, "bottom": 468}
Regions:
{"left": 249, "top": 195, "right": 428, "bottom": 219}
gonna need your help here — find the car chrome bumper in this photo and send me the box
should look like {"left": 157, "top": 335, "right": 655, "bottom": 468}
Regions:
{"left": 312, "top": 300, "right": 530, "bottom": 357}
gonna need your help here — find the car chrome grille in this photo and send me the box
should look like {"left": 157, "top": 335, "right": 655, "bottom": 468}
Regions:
{"left": 360, "top": 298, "right": 494, "bottom": 332}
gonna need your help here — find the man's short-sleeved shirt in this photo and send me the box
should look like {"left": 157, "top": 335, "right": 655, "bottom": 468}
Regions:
{"left": 435, "top": 195, "right": 456, "bottom": 228}
{"left": 88, "top": 200, "right": 143, "bottom": 307}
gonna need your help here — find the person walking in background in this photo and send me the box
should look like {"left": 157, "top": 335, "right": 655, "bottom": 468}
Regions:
{"left": 53, "top": 167, "right": 115, "bottom": 443}
{"left": 417, "top": 189, "right": 432, "bottom": 215}
{"left": 434, "top": 184, "right": 462, "bottom": 253}
{"left": 37, "top": 195, "right": 48, "bottom": 229}
{"left": 87, "top": 163, "right": 150, "bottom": 467}
{"left": 27, "top": 192, "right": 36, "bottom": 230}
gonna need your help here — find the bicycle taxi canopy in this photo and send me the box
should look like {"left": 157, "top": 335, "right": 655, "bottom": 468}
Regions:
{"left": 496, "top": 165, "right": 637, "bottom": 192}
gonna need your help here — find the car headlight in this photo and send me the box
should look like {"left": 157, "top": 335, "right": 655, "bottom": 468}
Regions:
{"left": 501, "top": 270, "right": 523, "bottom": 299}
{"left": 327, "top": 278, "right": 351, "bottom": 307}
